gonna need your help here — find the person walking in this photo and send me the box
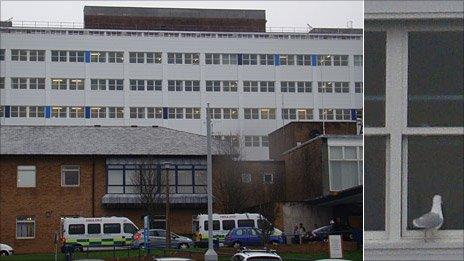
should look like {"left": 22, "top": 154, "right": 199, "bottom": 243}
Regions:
{"left": 293, "top": 224, "right": 299, "bottom": 244}
{"left": 298, "top": 223, "right": 306, "bottom": 244}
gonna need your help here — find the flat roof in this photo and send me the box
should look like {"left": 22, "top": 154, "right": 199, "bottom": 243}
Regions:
{"left": 84, "top": 6, "right": 266, "bottom": 20}
{"left": 365, "top": 0, "right": 464, "bottom": 20}
{"left": 0, "top": 125, "right": 214, "bottom": 156}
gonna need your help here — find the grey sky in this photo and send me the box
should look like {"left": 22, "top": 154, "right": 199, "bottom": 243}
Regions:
{"left": 0, "top": 1, "right": 363, "bottom": 29}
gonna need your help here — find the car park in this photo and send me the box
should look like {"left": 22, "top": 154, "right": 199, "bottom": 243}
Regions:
{"left": 0, "top": 243, "right": 14, "bottom": 256}
{"left": 224, "top": 227, "right": 284, "bottom": 248}
{"left": 132, "top": 229, "right": 193, "bottom": 249}
{"left": 231, "top": 248, "right": 282, "bottom": 261}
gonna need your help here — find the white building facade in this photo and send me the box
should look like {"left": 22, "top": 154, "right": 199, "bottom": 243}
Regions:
{"left": 0, "top": 26, "right": 362, "bottom": 160}
{"left": 364, "top": 1, "right": 463, "bottom": 260}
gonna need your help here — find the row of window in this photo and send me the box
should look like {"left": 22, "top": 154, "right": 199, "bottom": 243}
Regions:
{"left": 17, "top": 165, "right": 79, "bottom": 188}
{"left": 0, "top": 77, "right": 364, "bottom": 93}
{"left": 1, "top": 49, "right": 362, "bottom": 66}
{"left": 0, "top": 106, "right": 358, "bottom": 120}
{"left": 241, "top": 172, "right": 274, "bottom": 184}
{"left": 244, "top": 136, "right": 269, "bottom": 147}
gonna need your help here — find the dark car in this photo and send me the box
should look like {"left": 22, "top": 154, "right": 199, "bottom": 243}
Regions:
{"left": 310, "top": 224, "right": 357, "bottom": 241}
{"left": 224, "top": 227, "right": 284, "bottom": 248}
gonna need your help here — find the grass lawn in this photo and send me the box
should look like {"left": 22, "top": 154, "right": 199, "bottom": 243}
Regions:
{"left": 1, "top": 248, "right": 362, "bottom": 261}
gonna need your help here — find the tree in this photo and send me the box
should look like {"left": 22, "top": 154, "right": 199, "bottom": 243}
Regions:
{"left": 254, "top": 182, "right": 282, "bottom": 246}
{"left": 213, "top": 134, "right": 252, "bottom": 213}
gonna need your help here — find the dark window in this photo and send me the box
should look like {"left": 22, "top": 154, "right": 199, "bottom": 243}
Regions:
{"left": 103, "top": 223, "right": 121, "bottom": 234}
{"left": 364, "top": 136, "right": 387, "bottom": 231}
{"left": 257, "top": 219, "right": 271, "bottom": 230}
{"left": 407, "top": 136, "right": 463, "bottom": 230}
{"left": 365, "top": 31, "right": 386, "bottom": 127}
{"left": 124, "top": 223, "right": 138, "bottom": 234}
{"left": 237, "top": 219, "right": 255, "bottom": 227}
{"left": 68, "top": 224, "right": 85, "bottom": 235}
{"left": 204, "top": 220, "right": 220, "bottom": 231}
{"left": 408, "top": 31, "right": 463, "bottom": 127}
{"left": 87, "top": 224, "right": 101, "bottom": 234}
{"left": 222, "top": 220, "right": 235, "bottom": 230}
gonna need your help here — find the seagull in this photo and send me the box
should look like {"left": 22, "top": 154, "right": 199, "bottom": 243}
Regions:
{"left": 412, "top": 195, "right": 443, "bottom": 242}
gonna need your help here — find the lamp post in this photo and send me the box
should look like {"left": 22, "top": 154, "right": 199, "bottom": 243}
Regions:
{"left": 164, "top": 162, "right": 171, "bottom": 250}
{"left": 204, "top": 102, "right": 218, "bottom": 261}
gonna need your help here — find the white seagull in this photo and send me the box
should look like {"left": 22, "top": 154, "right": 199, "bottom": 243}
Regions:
{"left": 412, "top": 194, "right": 443, "bottom": 242}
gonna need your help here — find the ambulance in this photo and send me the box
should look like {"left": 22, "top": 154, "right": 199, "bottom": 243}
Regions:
{"left": 60, "top": 217, "right": 139, "bottom": 251}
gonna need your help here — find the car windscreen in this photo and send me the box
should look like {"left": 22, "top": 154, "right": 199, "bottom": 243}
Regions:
{"left": 247, "top": 257, "right": 281, "bottom": 261}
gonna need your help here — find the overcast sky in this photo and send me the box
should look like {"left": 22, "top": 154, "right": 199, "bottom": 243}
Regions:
{"left": 0, "top": 1, "right": 363, "bottom": 29}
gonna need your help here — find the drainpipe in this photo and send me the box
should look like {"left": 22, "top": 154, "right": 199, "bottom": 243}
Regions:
{"left": 92, "top": 155, "right": 95, "bottom": 217}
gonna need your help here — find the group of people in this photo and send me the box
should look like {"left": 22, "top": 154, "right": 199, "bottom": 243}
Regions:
{"left": 292, "top": 223, "right": 309, "bottom": 244}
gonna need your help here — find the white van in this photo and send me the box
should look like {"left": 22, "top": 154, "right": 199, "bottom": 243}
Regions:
{"left": 192, "top": 213, "right": 282, "bottom": 246}
{"left": 61, "top": 217, "right": 139, "bottom": 251}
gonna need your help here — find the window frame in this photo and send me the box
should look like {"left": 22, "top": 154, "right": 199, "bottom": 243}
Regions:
{"left": 61, "top": 165, "right": 80, "bottom": 187}
{"left": 16, "top": 217, "right": 36, "bottom": 239}
{"left": 17, "top": 165, "right": 36, "bottom": 188}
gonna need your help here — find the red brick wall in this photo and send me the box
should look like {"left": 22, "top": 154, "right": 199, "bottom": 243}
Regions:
{"left": 269, "top": 122, "right": 357, "bottom": 160}
{"left": 84, "top": 15, "right": 266, "bottom": 32}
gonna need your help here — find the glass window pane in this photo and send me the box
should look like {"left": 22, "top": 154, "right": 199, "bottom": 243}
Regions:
{"left": 329, "top": 147, "right": 343, "bottom": 159}
{"left": 364, "top": 136, "right": 386, "bottom": 231}
{"left": 407, "top": 136, "right": 463, "bottom": 230}
{"left": 365, "top": 31, "right": 386, "bottom": 127}
{"left": 408, "top": 31, "right": 463, "bottom": 127}
{"left": 344, "top": 147, "right": 357, "bottom": 159}
{"left": 108, "top": 170, "right": 123, "bottom": 185}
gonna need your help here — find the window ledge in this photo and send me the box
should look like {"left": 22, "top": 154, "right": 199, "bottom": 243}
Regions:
{"left": 365, "top": 238, "right": 464, "bottom": 250}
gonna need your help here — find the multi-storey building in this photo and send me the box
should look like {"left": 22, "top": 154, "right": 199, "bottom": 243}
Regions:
{"left": 0, "top": 7, "right": 363, "bottom": 160}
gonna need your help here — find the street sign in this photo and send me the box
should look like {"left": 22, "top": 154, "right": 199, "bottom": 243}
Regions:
{"left": 329, "top": 235, "right": 343, "bottom": 259}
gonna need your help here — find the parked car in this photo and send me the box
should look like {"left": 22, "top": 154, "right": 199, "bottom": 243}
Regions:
{"left": 132, "top": 229, "right": 193, "bottom": 249}
{"left": 310, "top": 224, "right": 357, "bottom": 241}
{"left": 0, "top": 243, "right": 14, "bottom": 256}
{"left": 224, "top": 227, "right": 284, "bottom": 248}
{"left": 231, "top": 248, "right": 282, "bottom": 261}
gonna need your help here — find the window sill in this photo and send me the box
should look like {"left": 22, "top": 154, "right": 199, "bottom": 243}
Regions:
{"left": 365, "top": 238, "right": 464, "bottom": 250}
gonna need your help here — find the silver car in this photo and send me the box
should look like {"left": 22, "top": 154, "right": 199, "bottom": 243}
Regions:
{"left": 132, "top": 229, "right": 193, "bottom": 249}
{"left": 231, "top": 248, "right": 282, "bottom": 261}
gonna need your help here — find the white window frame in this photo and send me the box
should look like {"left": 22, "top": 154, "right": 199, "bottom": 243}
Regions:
{"left": 16, "top": 217, "right": 36, "bottom": 239}
{"left": 241, "top": 173, "right": 252, "bottom": 183}
{"left": 61, "top": 165, "right": 80, "bottom": 187}
{"left": 17, "top": 165, "right": 36, "bottom": 188}
{"left": 263, "top": 173, "right": 274, "bottom": 184}
{"left": 328, "top": 145, "right": 363, "bottom": 192}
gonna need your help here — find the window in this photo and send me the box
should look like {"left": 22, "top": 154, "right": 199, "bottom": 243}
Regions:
{"left": 329, "top": 145, "right": 363, "bottom": 191}
{"left": 184, "top": 53, "right": 200, "bottom": 64}
{"left": 10, "top": 106, "right": 27, "bottom": 117}
{"left": 335, "top": 109, "right": 352, "bottom": 120}
{"left": 319, "top": 109, "right": 334, "bottom": 120}
{"left": 29, "top": 50, "right": 45, "bottom": 61}
{"left": 408, "top": 31, "right": 463, "bottom": 127}
{"left": 16, "top": 217, "right": 35, "bottom": 239}
{"left": 146, "top": 52, "right": 162, "bottom": 63}
{"left": 87, "top": 224, "right": 101, "bottom": 234}
{"left": 61, "top": 165, "right": 80, "bottom": 187}
{"left": 11, "top": 78, "right": 28, "bottom": 89}
{"left": 260, "top": 81, "right": 275, "bottom": 92}
{"left": 221, "top": 53, "right": 238, "bottom": 65}
{"left": 296, "top": 55, "right": 311, "bottom": 65}
{"left": 124, "top": 223, "right": 138, "bottom": 234}
{"left": 243, "top": 81, "right": 258, "bottom": 92}
{"left": 185, "top": 108, "right": 201, "bottom": 119}
{"left": 69, "top": 107, "right": 84, "bottom": 118}
{"left": 91, "top": 107, "right": 106, "bottom": 118}
{"left": 130, "top": 79, "right": 145, "bottom": 91}
{"left": 17, "top": 166, "right": 36, "bottom": 188}
{"left": 168, "top": 80, "right": 183, "bottom": 91}
{"left": 108, "top": 107, "right": 124, "bottom": 119}
{"left": 90, "top": 51, "right": 106, "bottom": 63}
{"left": 0, "top": 49, "right": 4, "bottom": 61}
{"left": 184, "top": 80, "right": 199, "bottom": 92}
{"left": 354, "top": 55, "right": 363, "bottom": 66}
{"left": 355, "top": 82, "right": 363, "bottom": 93}
{"left": 365, "top": 32, "right": 386, "bottom": 127}
{"left": 297, "top": 109, "right": 313, "bottom": 120}
{"left": 318, "top": 82, "right": 333, "bottom": 93}
{"left": 51, "top": 50, "right": 67, "bottom": 62}
{"left": 259, "top": 54, "right": 274, "bottom": 65}
{"left": 261, "top": 136, "right": 269, "bottom": 147}
{"left": 242, "top": 54, "right": 257, "bottom": 65}
{"left": 333, "top": 55, "right": 348, "bottom": 66}
{"left": 69, "top": 79, "right": 84, "bottom": 90}
{"left": 244, "top": 108, "right": 259, "bottom": 119}
{"left": 51, "top": 79, "right": 67, "bottom": 90}
{"left": 91, "top": 79, "right": 107, "bottom": 91}
{"left": 52, "top": 106, "right": 67, "bottom": 118}
{"left": 130, "top": 107, "right": 145, "bottom": 119}
{"left": 129, "top": 52, "right": 145, "bottom": 63}
{"left": 316, "top": 55, "right": 332, "bottom": 66}
{"left": 69, "top": 51, "right": 85, "bottom": 62}
{"left": 238, "top": 220, "right": 254, "bottom": 227}
{"left": 68, "top": 224, "right": 85, "bottom": 235}
{"left": 147, "top": 107, "right": 163, "bottom": 119}
{"left": 103, "top": 223, "right": 121, "bottom": 234}
{"left": 364, "top": 136, "right": 386, "bottom": 231}
{"left": 108, "top": 52, "right": 124, "bottom": 63}
{"left": 263, "top": 173, "right": 274, "bottom": 184}
{"left": 297, "top": 82, "right": 311, "bottom": 93}
{"left": 29, "top": 78, "right": 46, "bottom": 89}
{"left": 0, "top": 77, "right": 4, "bottom": 89}
{"left": 334, "top": 82, "right": 350, "bottom": 93}
{"left": 205, "top": 53, "right": 220, "bottom": 65}
{"left": 108, "top": 79, "right": 124, "bottom": 91}
{"left": 204, "top": 220, "right": 220, "bottom": 231}
{"left": 29, "top": 106, "right": 44, "bottom": 118}
{"left": 282, "top": 108, "right": 296, "bottom": 120}
{"left": 245, "top": 136, "right": 260, "bottom": 147}
{"left": 280, "top": 54, "right": 295, "bottom": 65}
{"left": 280, "top": 82, "right": 296, "bottom": 93}
{"left": 206, "top": 81, "right": 221, "bottom": 92}
{"left": 222, "top": 220, "right": 236, "bottom": 230}
{"left": 260, "top": 108, "right": 276, "bottom": 119}
{"left": 168, "top": 108, "right": 183, "bottom": 119}
{"left": 0, "top": 106, "right": 3, "bottom": 117}
{"left": 241, "top": 173, "right": 252, "bottom": 183}
{"left": 223, "top": 108, "right": 238, "bottom": 119}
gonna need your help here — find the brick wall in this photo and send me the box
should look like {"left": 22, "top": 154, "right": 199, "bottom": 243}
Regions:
{"left": 84, "top": 15, "right": 266, "bottom": 32}
{"left": 269, "top": 122, "right": 357, "bottom": 160}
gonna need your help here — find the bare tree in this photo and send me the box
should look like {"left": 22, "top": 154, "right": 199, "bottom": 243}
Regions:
{"left": 213, "top": 134, "right": 252, "bottom": 213}
{"left": 255, "top": 184, "right": 281, "bottom": 246}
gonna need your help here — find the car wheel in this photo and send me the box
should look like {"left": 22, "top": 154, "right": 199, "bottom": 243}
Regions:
{"left": 233, "top": 242, "right": 241, "bottom": 248}
{"left": 74, "top": 245, "right": 83, "bottom": 252}
{"left": 0, "top": 251, "right": 9, "bottom": 256}
{"left": 179, "top": 243, "right": 189, "bottom": 249}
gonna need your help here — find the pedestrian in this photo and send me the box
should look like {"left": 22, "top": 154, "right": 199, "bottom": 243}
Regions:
{"left": 298, "top": 223, "right": 306, "bottom": 244}
{"left": 293, "top": 224, "right": 299, "bottom": 244}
